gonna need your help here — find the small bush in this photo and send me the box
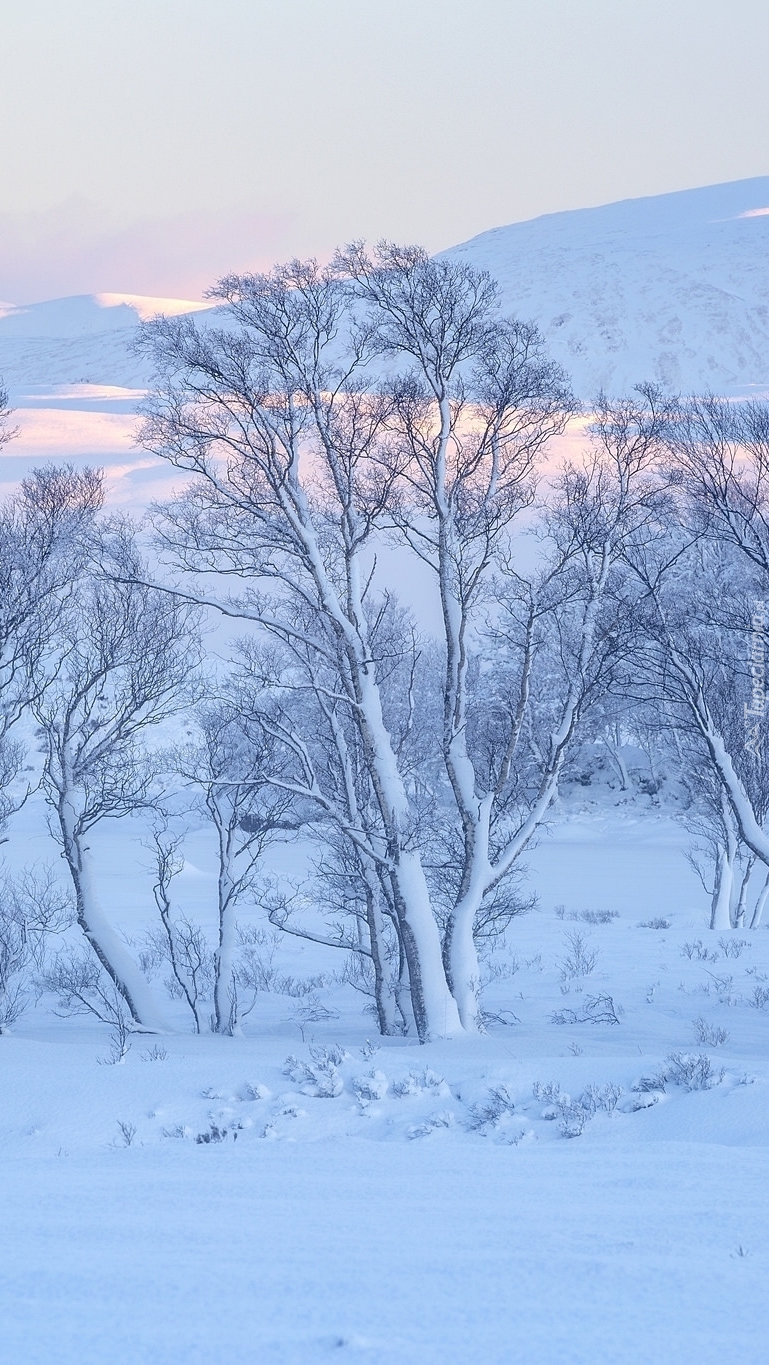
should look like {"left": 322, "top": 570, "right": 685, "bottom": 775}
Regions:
{"left": 283, "top": 1045, "right": 346, "bottom": 1098}
{"left": 639, "top": 918, "right": 671, "bottom": 930}
{"left": 664, "top": 1052, "right": 724, "bottom": 1092}
{"left": 532, "top": 1080, "right": 563, "bottom": 1104}
{"left": 392, "top": 1069, "right": 446, "bottom": 1098}
{"left": 632, "top": 1072, "right": 666, "bottom": 1094}
{"left": 351, "top": 1070, "right": 388, "bottom": 1105}
{"left": 579, "top": 1082, "right": 623, "bottom": 1115}
{"left": 196, "top": 1123, "right": 235, "bottom": 1144}
{"left": 718, "top": 937, "right": 750, "bottom": 960}
{"left": 551, "top": 994, "right": 620, "bottom": 1025}
{"left": 558, "top": 931, "right": 598, "bottom": 985}
{"left": 692, "top": 1017, "right": 729, "bottom": 1046}
{"left": 554, "top": 907, "right": 618, "bottom": 925}
{"left": 681, "top": 940, "right": 719, "bottom": 963}
{"left": 557, "top": 1102, "right": 589, "bottom": 1139}
{"left": 141, "top": 1043, "right": 168, "bottom": 1062}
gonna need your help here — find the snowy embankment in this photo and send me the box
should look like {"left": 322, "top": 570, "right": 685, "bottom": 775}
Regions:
{"left": 3, "top": 807, "right": 769, "bottom": 1363}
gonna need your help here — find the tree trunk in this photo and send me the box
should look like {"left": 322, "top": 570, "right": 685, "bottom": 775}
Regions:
{"left": 710, "top": 847, "right": 734, "bottom": 930}
{"left": 750, "top": 870, "right": 769, "bottom": 928}
{"left": 59, "top": 798, "right": 164, "bottom": 1030}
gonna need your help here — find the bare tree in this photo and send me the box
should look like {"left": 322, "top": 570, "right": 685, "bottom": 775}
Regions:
{"left": 668, "top": 395, "right": 769, "bottom": 575}
{"left": 0, "top": 380, "right": 17, "bottom": 450}
{"left": 0, "top": 465, "right": 103, "bottom": 834}
{"left": 235, "top": 630, "right": 418, "bottom": 1035}
{"left": 628, "top": 523, "right": 769, "bottom": 923}
{"left": 0, "top": 866, "right": 72, "bottom": 1032}
{"left": 137, "top": 257, "right": 464, "bottom": 1039}
{"left": 166, "top": 698, "right": 296, "bottom": 1032}
{"left": 639, "top": 401, "right": 769, "bottom": 879}
{"left": 34, "top": 526, "right": 200, "bottom": 1028}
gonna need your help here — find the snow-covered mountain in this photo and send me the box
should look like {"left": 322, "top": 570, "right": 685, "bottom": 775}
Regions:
{"left": 442, "top": 177, "right": 769, "bottom": 399}
{"left": 2, "top": 178, "right": 769, "bottom": 410}
{"left": 0, "top": 293, "right": 210, "bottom": 396}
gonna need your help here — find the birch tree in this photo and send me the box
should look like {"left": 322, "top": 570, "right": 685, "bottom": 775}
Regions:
{"left": 34, "top": 527, "right": 199, "bottom": 1028}
{"left": 168, "top": 698, "right": 296, "bottom": 1033}
{"left": 137, "top": 258, "right": 464, "bottom": 1039}
{"left": 629, "top": 525, "right": 769, "bottom": 924}
{"left": 649, "top": 397, "right": 769, "bottom": 885}
{"left": 0, "top": 464, "right": 103, "bottom": 834}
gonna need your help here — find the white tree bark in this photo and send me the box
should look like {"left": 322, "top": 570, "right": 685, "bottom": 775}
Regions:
{"left": 58, "top": 793, "right": 164, "bottom": 1030}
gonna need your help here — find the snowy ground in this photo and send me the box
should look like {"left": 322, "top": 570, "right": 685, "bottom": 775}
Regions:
{"left": 4, "top": 798, "right": 769, "bottom": 1363}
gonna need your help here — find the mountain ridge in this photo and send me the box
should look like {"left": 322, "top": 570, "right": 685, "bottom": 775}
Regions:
{"left": 2, "top": 178, "right": 769, "bottom": 401}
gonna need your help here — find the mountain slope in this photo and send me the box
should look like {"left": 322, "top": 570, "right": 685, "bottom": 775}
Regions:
{"left": 2, "top": 180, "right": 769, "bottom": 407}
{"left": 441, "top": 178, "right": 769, "bottom": 398}
{"left": 0, "top": 294, "right": 209, "bottom": 394}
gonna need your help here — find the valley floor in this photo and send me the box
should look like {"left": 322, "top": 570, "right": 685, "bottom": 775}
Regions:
{"left": 3, "top": 806, "right": 769, "bottom": 1363}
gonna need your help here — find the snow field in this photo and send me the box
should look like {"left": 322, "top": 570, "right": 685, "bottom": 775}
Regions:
{"left": 3, "top": 809, "right": 769, "bottom": 1362}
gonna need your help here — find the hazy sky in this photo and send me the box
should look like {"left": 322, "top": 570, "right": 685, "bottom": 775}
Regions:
{"left": 2, "top": 0, "right": 768, "bottom": 301}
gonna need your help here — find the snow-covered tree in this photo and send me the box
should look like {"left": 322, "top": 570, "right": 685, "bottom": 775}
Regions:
{"left": 643, "top": 397, "right": 769, "bottom": 891}
{"left": 629, "top": 527, "right": 769, "bottom": 926}
{"left": 0, "top": 464, "right": 103, "bottom": 834}
{"left": 137, "top": 257, "right": 469, "bottom": 1039}
{"left": 165, "top": 698, "right": 296, "bottom": 1033}
{"left": 34, "top": 525, "right": 200, "bottom": 1028}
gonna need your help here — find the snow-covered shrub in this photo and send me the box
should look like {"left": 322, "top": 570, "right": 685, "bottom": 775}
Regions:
{"left": 283, "top": 1045, "right": 345, "bottom": 1098}
{"left": 579, "top": 1082, "right": 623, "bottom": 1115}
{"left": 692, "top": 1017, "right": 729, "bottom": 1046}
{"left": 557, "top": 1101, "right": 590, "bottom": 1139}
{"left": 557, "top": 931, "right": 598, "bottom": 986}
{"left": 532, "top": 1080, "right": 563, "bottom": 1105}
{"left": 407, "top": 1111, "right": 455, "bottom": 1139}
{"left": 748, "top": 984, "right": 769, "bottom": 1010}
{"left": 481, "top": 953, "right": 520, "bottom": 982}
{"left": 664, "top": 1052, "right": 724, "bottom": 1091}
{"left": 141, "top": 1043, "right": 168, "bottom": 1062}
{"left": 392, "top": 1069, "right": 446, "bottom": 1098}
{"left": 578, "top": 910, "right": 619, "bottom": 925}
{"left": 632, "top": 1071, "right": 667, "bottom": 1094}
{"left": 639, "top": 918, "right": 671, "bottom": 929}
{"left": 717, "top": 937, "right": 750, "bottom": 959}
{"left": 681, "top": 940, "right": 719, "bottom": 962}
{"left": 700, "top": 973, "right": 735, "bottom": 1006}
{"left": 551, "top": 994, "right": 620, "bottom": 1025}
{"left": 554, "top": 907, "right": 618, "bottom": 924}
{"left": 195, "top": 1122, "right": 241, "bottom": 1144}
{"left": 351, "top": 1071, "right": 388, "bottom": 1105}
{"left": 468, "top": 1082, "right": 517, "bottom": 1131}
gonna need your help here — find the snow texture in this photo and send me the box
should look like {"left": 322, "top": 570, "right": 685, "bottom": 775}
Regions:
{"left": 4, "top": 793, "right": 769, "bottom": 1363}
{"left": 442, "top": 177, "right": 769, "bottom": 399}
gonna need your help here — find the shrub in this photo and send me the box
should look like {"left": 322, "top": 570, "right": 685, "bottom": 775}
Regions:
{"left": 664, "top": 1052, "right": 724, "bottom": 1091}
{"left": 558, "top": 931, "right": 598, "bottom": 985}
{"left": 692, "top": 1017, "right": 729, "bottom": 1046}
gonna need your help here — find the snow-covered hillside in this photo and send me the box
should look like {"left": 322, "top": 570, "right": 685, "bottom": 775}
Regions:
{"left": 442, "top": 177, "right": 769, "bottom": 399}
{"left": 2, "top": 179, "right": 769, "bottom": 415}
{"left": 0, "top": 292, "right": 209, "bottom": 394}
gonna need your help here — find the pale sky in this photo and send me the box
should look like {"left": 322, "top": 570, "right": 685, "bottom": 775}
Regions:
{"left": 1, "top": 0, "right": 768, "bottom": 302}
